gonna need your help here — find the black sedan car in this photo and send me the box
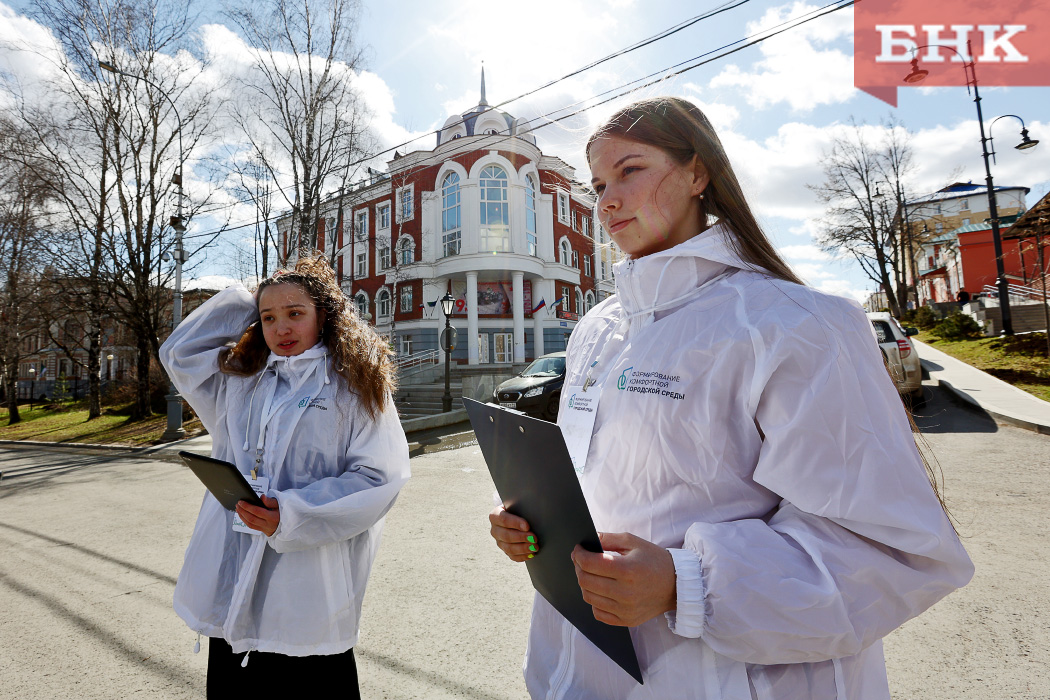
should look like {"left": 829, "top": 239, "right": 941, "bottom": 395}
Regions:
{"left": 492, "top": 351, "right": 566, "bottom": 421}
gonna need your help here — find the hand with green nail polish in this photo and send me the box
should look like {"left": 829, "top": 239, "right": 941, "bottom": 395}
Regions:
{"left": 489, "top": 505, "right": 539, "bottom": 563}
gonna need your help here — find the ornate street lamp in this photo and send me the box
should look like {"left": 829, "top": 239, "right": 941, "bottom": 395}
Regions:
{"left": 439, "top": 292, "right": 456, "bottom": 412}
{"left": 100, "top": 59, "right": 188, "bottom": 437}
{"left": 903, "top": 43, "right": 1039, "bottom": 335}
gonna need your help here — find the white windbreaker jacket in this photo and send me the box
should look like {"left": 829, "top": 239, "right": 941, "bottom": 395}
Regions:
{"left": 525, "top": 225, "right": 973, "bottom": 699}
{"left": 160, "top": 284, "right": 410, "bottom": 657}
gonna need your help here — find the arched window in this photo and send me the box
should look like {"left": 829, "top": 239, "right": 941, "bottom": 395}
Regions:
{"left": 575, "top": 289, "right": 583, "bottom": 315}
{"left": 559, "top": 239, "right": 571, "bottom": 266}
{"left": 585, "top": 290, "right": 596, "bottom": 314}
{"left": 441, "top": 172, "right": 461, "bottom": 257}
{"left": 377, "top": 289, "right": 391, "bottom": 320}
{"left": 397, "top": 236, "right": 414, "bottom": 265}
{"left": 354, "top": 292, "right": 369, "bottom": 319}
{"left": 525, "top": 175, "right": 537, "bottom": 256}
{"left": 479, "top": 165, "right": 509, "bottom": 252}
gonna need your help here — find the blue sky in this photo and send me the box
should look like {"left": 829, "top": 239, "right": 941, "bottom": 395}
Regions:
{"left": 3, "top": 0, "right": 1048, "bottom": 301}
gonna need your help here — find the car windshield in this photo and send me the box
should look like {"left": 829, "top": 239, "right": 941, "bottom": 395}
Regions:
{"left": 521, "top": 356, "right": 565, "bottom": 377}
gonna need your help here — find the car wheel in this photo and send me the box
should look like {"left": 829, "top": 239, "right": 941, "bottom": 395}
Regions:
{"left": 543, "top": 392, "right": 560, "bottom": 422}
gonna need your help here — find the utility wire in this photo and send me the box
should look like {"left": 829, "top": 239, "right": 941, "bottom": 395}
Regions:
{"left": 190, "top": 1, "right": 751, "bottom": 219}
{"left": 192, "top": 0, "right": 855, "bottom": 245}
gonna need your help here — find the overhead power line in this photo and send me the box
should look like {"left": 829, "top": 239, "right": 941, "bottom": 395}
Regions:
{"left": 190, "top": 1, "right": 752, "bottom": 220}
{"left": 191, "top": 0, "right": 855, "bottom": 245}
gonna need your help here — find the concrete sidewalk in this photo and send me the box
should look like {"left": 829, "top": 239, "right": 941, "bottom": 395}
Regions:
{"left": 914, "top": 339, "right": 1050, "bottom": 435}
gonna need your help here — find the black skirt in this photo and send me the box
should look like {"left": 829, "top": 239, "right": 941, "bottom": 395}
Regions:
{"left": 207, "top": 637, "right": 360, "bottom": 698}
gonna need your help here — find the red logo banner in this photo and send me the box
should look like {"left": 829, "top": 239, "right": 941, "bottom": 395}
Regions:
{"left": 854, "top": 0, "right": 1050, "bottom": 106}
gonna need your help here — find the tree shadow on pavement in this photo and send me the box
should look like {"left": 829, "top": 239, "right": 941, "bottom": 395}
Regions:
{"left": 912, "top": 383, "right": 998, "bottom": 435}
{"left": 0, "top": 450, "right": 126, "bottom": 499}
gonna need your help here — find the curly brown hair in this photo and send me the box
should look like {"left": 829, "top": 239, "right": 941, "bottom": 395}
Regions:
{"left": 218, "top": 254, "right": 396, "bottom": 418}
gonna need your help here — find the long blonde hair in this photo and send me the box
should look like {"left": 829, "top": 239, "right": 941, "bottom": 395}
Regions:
{"left": 586, "top": 97, "right": 803, "bottom": 286}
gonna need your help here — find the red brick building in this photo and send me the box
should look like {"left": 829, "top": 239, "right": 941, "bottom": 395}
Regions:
{"left": 279, "top": 74, "right": 606, "bottom": 365}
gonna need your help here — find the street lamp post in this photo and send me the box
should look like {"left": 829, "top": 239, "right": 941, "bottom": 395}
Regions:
{"left": 903, "top": 42, "right": 1040, "bottom": 335}
{"left": 99, "top": 59, "right": 187, "bottom": 438}
{"left": 439, "top": 293, "right": 456, "bottom": 413}
{"left": 28, "top": 368, "right": 35, "bottom": 411}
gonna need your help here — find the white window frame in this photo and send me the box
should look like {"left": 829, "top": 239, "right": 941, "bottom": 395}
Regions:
{"left": 354, "top": 292, "right": 370, "bottom": 319}
{"left": 557, "top": 191, "right": 570, "bottom": 224}
{"left": 355, "top": 249, "right": 368, "bottom": 278}
{"left": 399, "top": 335, "right": 412, "bottom": 355}
{"left": 581, "top": 215, "right": 589, "bottom": 238}
{"left": 397, "top": 235, "right": 415, "bottom": 265}
{"left": 376, "top": 288, "right": 391, "bottom": 320}
{"left": 571, "top": 209, "right": 578, "bottom": 231}
{"left": 575, "top": 289, "right": 583, "bottom": 315}
{"left": 585, "top": 290, "right": 595, "bottom": 313}
{"left": 525, "top": 174, "right": 538, "bottom": 256}
{"left": 377, "top": 202, "right": 391, "bottom": 231}
{"left": 378, "top": 245, "right": 391, "bottom": 270}
{"left": 354, "top": 210, "right": 368, "bottom": 241}
{"left": 559, "top": 238, "right": 571, "bottom": 266}
{"left": 572, "top": 250, "right": 579, "bottom": 269}
{"left": 399, "top": 285, "right": 413, "bottom": 313}
{"left": 441, "top": 171, "right": 461, "bottom": 257}
{"left": 479, "top": 165, "right": 510, "bottom": 252}
{"left": 584, "top": 255, "right": 591, "bottom": 277}
{"left": 396, "top": 184, "right": 414, "bottom": 223}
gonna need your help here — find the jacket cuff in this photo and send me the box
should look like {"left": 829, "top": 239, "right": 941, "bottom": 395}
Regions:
{"left": 664, "top": 547, "right": 706, "bottom": 638}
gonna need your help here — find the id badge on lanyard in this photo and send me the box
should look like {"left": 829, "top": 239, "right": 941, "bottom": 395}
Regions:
{"left": 559, "top": 385, "right": 600, "bottom": 475}
{"left": 231, "top": 475, "right": 270, "bottom": 535}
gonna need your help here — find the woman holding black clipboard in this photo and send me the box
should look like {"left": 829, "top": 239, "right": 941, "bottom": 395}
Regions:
{"left": 488, "top": 98, "right": 973, "bottom": 699}
{"left": 161, "top": 255, "right": 409, "bottom": 698}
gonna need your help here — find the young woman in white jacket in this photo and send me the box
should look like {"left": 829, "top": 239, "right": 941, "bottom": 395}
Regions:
{"left": 489, "top": 97, "right": 973, "bottom": 699}
{"left": 161, "top": 255, "right": 409, "bottom": 698}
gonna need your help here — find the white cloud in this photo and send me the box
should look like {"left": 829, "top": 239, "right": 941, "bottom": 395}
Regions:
{"left": 779, "top": 244, "right": 830, "bottom": 260}
{"left": 816, "top": 279, "right": 869, "bottom": 303}
{"left": 708, "top": 2, "right": 856, "bottom": 112}
{"left": 791, "top": 262, "right": 836, "bottom": 283}
{"left": 185, "top": 275, "right": 240, "bottom": 291}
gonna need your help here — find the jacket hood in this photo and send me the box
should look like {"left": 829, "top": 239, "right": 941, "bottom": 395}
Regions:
{"left": 612, "top": 223, "right": 766, "bottom": 320}
{"left": 265, "top": 342, "right": 327, "bottom": 369}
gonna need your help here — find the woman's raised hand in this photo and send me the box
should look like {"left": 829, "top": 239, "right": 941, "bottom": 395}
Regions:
{"left": 572, "top": 532, "right": 677, "bottom": 627}
{"left": 489, "top": 505, "right": 539, "bottom": 562}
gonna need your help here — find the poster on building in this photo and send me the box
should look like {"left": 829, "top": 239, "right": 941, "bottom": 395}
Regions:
{"left": 450, "top": 280, "right": 533, "bottom": 315}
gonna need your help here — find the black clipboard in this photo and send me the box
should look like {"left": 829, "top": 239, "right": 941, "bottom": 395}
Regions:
{"left": 463, "top": 398, "right": 643, "bottom": 684}
{"left": 178, "top": 451, "right": 265, "bottom": 511}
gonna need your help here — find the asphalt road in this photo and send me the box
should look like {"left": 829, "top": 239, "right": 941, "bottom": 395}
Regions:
{"left": 0, "top": 383, "right": 1046, "bottom": 699}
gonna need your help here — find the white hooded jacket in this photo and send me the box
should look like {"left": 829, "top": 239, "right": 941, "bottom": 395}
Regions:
{"left": 160, "top": 284, "right": 410, "bottom": 657}
{"left": 524, "top": 225, "right": 973, "bottom": 699}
